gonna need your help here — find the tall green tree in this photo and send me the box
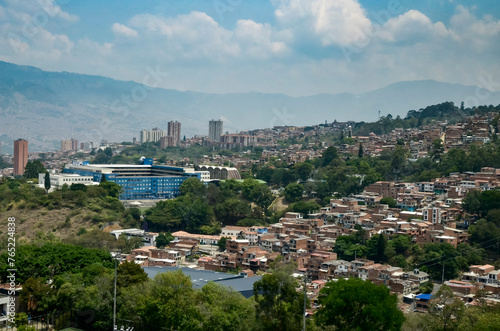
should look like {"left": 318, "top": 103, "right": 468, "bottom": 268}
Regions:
{"left": 315, "top": 278, "right": 404, "bottom": 331}
{"left": 380, "top": 196, "right": 396, "bottom": 208}
{"left": 420, "top": 243, "right": 464, "bottom": 280}
{"left": 156, "top": 232, "right": 174, "bottom": 248}
{"left": 93, "top": 150, "right": 111, "bottom": 164}
{"left": 20, "top": 277, "right": 54, "bottom": 314}
{"left": 0, "top": 243, "right": 113, "bottom": 283}
{"left": 290, "top": 200, "right": 320, "bottom": 215}
{"left": 390, "top": 146, "right": 408, "bottom": 175}
{"left": 468, "top": 219, "right": 500, "bottom": 255}
{"left": 0, "top": 156, "right": 11, "bottom": 170}
{"left": 44, "top": 171, "right": 51, "bottom": 192}
{"left": 145, "top": 200, "right": 181, "bottom": 232}
{"left": 99, "top": 180, "right": 122, "bottom": 198}
{"left": 462, "top": 190, "right": 481, "bottom": 216}
{"left": 174, "top": 195, "right": 215, "bottom": 232}
{"left": 321, "top": 146, "right": 339, "bottom": 166}
{"left": 197, "top": 282, "right": 256, "bottom": 331}
{"left": 463, "top": 190, "right": 500, "bottom": 218}
{"left": 214, "top": 198, "right": 251, "bottom": 225}
{"left": 24, "top": 160, "right": 46, "bottom": 179}
{"left": 284, "top": 182, "right": 303, "bottom": 203}
{"left": 217, "top": 237, "right": 229, "bottom": 251}
{"left": 253, "top": 269, "right": 305, "bottom": 331}
{"left": 376, "top": 233, "right": 387, "bottom": 263}
{"left": 248, "top": 184, "right": 273, "bottom": 209}
{"left": 431, "top": 285, "right": 466, "bottom": 331}
{"left": 116, "top": 260, "right": 148, "bottom": 288}
{"left": 293, "top": 162, "right": 313, "bottom": 181}
{"left": 137, "top": 270, "right": 201, "bottom": 330}
{"left": 430, "top": 138, "right": 444, "bottom": 162}
{"left": 180, "top": 177, "right": 206, "bottom": 197}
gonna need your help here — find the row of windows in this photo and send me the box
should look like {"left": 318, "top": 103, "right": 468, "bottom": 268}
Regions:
{"left": 62, "top": 178, "right": 92, "bottom": 182}
{"left": 122, "top": 184, "right": 181, "bottom": 189}
{"left": 121, "top": 193, "right": 180, "bottom": 199}
{"left": 123, "top": 188, "right": 180, "bottom": 193}
{"left": 114, "top": 177, "right": 184, "bottom": 182}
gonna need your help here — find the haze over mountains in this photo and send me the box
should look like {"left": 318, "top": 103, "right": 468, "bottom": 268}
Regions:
{"left": 1, "top": 61, "right": 500, "bottom": 152}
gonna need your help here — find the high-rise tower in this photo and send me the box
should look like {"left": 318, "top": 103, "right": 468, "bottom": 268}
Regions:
{"left": 14, "top": 139, "right": 28, "bottom": 176}
{"left": 208, "top": 119, "right": 223, "bottom": 142}
{"left": 167, "top": 121, "right": 181, "bottom": 147}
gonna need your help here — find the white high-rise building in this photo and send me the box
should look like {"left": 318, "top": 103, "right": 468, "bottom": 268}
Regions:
{"left": 140, "top": 128, "right": 167, "bottom": 144}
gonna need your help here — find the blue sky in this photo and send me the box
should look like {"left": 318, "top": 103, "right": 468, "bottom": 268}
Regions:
{"left": 0, "top": 0, "right": 499, "bottom": 96}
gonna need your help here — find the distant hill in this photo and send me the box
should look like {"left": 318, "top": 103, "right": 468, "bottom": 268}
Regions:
{"left": 1, "top": 61, "right": 500, "bottom": 152}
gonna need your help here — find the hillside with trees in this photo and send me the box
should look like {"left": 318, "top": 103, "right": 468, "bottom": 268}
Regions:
{"left": 0, "top": 177, "right": 142, "bottom": 243}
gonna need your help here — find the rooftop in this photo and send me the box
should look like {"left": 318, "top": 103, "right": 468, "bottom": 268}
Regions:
{"left": 142, "top": 266, "right": 262, "bottom": 298}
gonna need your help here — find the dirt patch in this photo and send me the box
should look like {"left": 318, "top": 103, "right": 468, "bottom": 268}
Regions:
{"left": 269, "top": 196, "right": 289, "bottom": 211}
{"left": 103, "top": 223, "right": 122, "bottom": 232}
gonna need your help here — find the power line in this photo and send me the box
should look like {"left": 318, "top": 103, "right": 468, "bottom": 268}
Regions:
{"left": 417, "top": 233, "right": 500, "bottom": 269}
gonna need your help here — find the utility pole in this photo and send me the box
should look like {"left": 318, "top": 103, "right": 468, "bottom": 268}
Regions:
{"left": 442, "top": 264, "right": 445, "bottom": 284}
{"left": 393, "top": 168, "right": 400, "bottom": 183}
{"left": 113, "top": 252, "right": 120, "bottom": 331}
{"left": 303, "top": 272, "right": 307, "bottom": 331}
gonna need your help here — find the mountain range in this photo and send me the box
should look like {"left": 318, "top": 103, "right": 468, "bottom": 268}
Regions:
{"left": 1, "top": 61, "right": 500, "bottom": 152}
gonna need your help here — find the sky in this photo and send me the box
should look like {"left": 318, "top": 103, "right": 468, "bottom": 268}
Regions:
{"left": 0, "top": 0, "right": 499, "bottom": 96}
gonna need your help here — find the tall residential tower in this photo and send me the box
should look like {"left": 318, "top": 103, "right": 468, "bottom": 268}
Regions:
{"left": 208, "top": 119, "right": 223, "bottom": 142}
{"left": 140, "top": 128, "right": 167, "bottom": 144}
{"left": 167, "top": 121, "right": 181, "bottom": 147}
{"left": 14, "top": 139, "right": 28, "bottom": 176}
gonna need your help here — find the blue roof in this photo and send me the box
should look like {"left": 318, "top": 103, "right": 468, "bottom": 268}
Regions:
{"left": 416, "top": 294, "right": 434, "bottom": 300}
{"left": 142, "top": 266, "right": 262, "bottom": 297}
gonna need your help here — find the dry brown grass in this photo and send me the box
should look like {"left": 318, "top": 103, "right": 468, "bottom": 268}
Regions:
{"left": 270, "top": 196, "right": 289, "bottom": 211}
{"left": 0, "top": 204, "right": 104, "bottom": 242}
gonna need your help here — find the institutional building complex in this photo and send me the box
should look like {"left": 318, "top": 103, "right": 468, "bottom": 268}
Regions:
{"left": 63, "top": 161, "right": 200, "bottom": 200}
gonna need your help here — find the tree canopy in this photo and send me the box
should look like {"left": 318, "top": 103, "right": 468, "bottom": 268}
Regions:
{"left": 24, "top": 160, "right": 46, "bottom": 179}
{"left": 315, "top": 278, "right": 404, "bottom": 331}
{"left": 253, "top": 269, "right": 306, "bottom": 331}
{"left": 284, "top": 182, "right": 303, "bottom": 203}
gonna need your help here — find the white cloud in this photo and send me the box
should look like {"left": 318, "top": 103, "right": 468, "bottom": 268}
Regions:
{"left": 77, "top": 39, "right": 113, "bottom": 57}
{"left": 234, "top": 20, "right": 288, "bottom": 58}
{"left": 273, "top": 0, "right": 372, "bottom": 46}
{"left": 129, "top": 12, "right": 239, "bottom": 60}
{"left": 0, "top": 18, "right": 74, "bottom": 60}
{"left": 4, "top": 0, "right": 78, "bottom": 23}
{"left": 35, "top": 0, "right": 79, "bottom": 22}
{"left": 449, "top": 6, "right": 500, "bottom": 49}
{"left": 379, "top": 10, "right": 448, "bottom": 42}
{"left": 127, "top": 11, "right": 288, "bottom": 60}
{"left": 111, "top": 23, "right": 138, "bottom": 37}
{"left": 0, "top": 0, "right": 499, "bottom": 98}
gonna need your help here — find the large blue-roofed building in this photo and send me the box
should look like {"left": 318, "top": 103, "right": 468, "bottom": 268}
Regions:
{"left": 63, "top": 162, "right": 200, "bottom": 200}
{"left": 142, "top": 266, "right": 261, "bottom": 298}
